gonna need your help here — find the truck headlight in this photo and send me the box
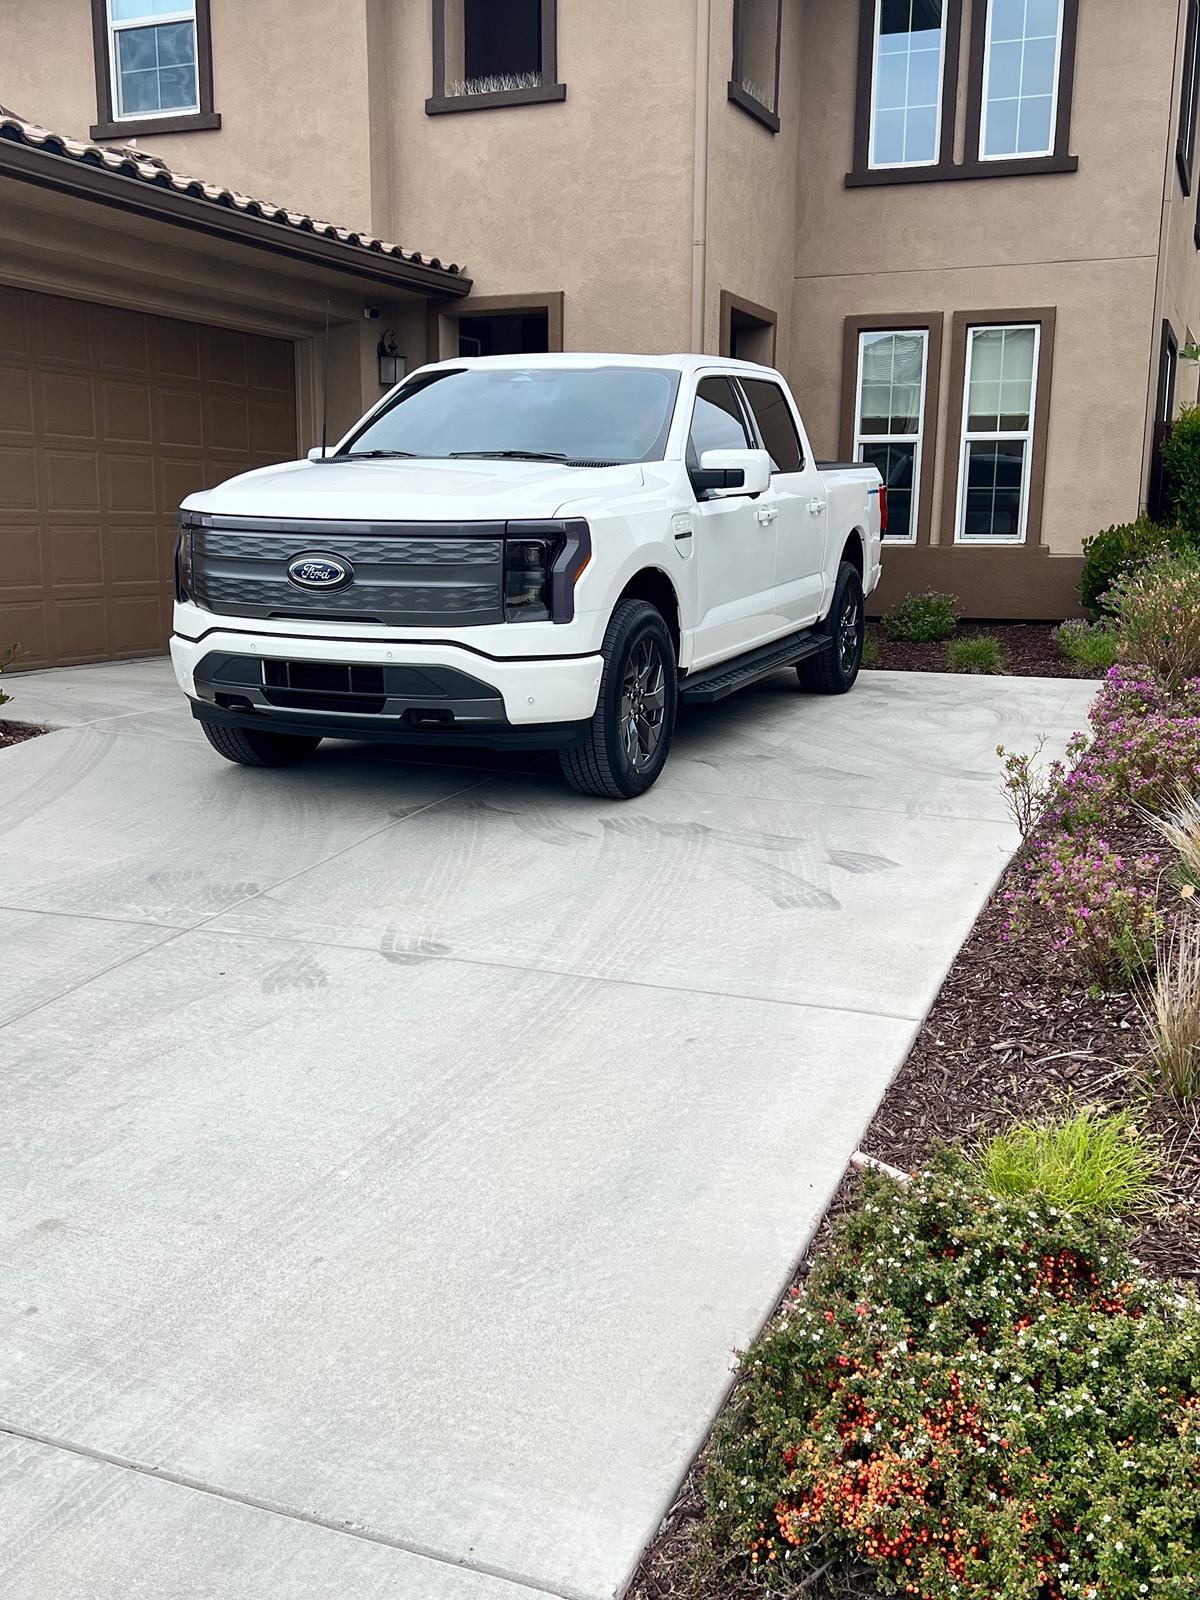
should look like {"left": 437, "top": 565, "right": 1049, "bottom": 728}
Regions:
{"left": 174, "top": 512, "right": 200, "bottom": 603}
{"left": 503, "top": 520, "right": 591, "bottom": 624}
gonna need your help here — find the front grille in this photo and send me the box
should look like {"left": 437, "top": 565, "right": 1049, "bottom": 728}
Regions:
{"left": 261, "top": 659, "right": 387, "bottom": 714}
{"left": 190, "top": 516, "right": 506, "bottom": 627}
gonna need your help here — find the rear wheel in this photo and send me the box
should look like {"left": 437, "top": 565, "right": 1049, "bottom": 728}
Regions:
{"left": 560, "top": 599, "right": 677, "bottom": 799}
{"left": 201, "top": 721, "right": 322, "bottom": 767}
{"left": 798, "top": 562, "right": 864, "bottom": 695}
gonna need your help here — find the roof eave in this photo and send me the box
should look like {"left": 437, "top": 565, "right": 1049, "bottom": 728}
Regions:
{"left": 0, "top": 137, "right": 472, "bottom": 299}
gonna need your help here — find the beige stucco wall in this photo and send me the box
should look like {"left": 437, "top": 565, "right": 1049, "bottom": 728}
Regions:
{"left": 703, "top": 0, "right": 800, "bottom": 358}
{"left": 781, "top": 0, "right": 1180, "bottom": 611}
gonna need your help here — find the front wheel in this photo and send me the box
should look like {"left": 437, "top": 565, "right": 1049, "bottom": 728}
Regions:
{"left": 560, "top": 599, "right": 677, "bottom": 798}
{"left": 201, "top": 721, "right": 323, "bottom": 767}
{"left": 798, "top": 562, "right": 864, "bottom": 695}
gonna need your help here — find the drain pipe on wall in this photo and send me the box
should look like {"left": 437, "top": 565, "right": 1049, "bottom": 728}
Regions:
{"left": 690, "top": 0, "right": 712, "bottom": 354}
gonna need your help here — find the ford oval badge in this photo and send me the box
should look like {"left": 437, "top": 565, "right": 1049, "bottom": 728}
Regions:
{"left": 287, "top": 553, "right": 352, "bottom": 589}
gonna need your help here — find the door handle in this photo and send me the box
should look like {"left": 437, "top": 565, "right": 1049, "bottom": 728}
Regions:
{"left": 808, "top": 498, "right": 827, "bottom": 516}
{"left": 755, "top": 506, "right": 779, "bottom": 525}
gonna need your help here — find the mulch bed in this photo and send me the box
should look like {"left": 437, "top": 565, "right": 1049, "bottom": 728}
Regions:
{"left": 865, "top": 621, "right": 1099, "bottom": 678}
{"left": 0, "top": 719, "right": 46, "bottom": 750}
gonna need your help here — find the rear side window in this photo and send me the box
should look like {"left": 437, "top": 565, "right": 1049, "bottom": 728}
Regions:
{"left": 687, "top": 377, "right": 751, "bottom": 467}
{"left": 740, "top": 378, "right": 804, "bottom": 472}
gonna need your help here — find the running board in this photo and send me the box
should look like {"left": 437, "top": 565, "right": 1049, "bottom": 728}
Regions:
{"left": 680, "top": 629, "right": 827, "bottom": 705}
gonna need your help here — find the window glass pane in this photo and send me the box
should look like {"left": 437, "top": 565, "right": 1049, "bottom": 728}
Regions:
{"left": 962, "top": 441, "right": 1026, "bottom": 538}
{"left": 967, "top": 327, "right": 1035, "bottom": 432}
{"left": 112, "top": 0, "right": 192, "bottom": 18}
{"left": 861, "top": 442, "right": 916, "bottom": 540}
{"left": 689, "top": 378, "right": 751, "bottom": 461}
{"left": 116, "top": 21, "right": 197, "bottom": 113}
{"left": 982, "top": 0, "right": 1062, "bottom": 158}
{"left": 735, "top": 0, "right": 780, "bottom": 114}
{"left": 871, "top": 0, "right": 945, "bottom": 167}
{"left": 741, "top": 379, "right": 802, "bottom": 472}
{"left": 858, "top": 331, "right": 925, "bottom": 435}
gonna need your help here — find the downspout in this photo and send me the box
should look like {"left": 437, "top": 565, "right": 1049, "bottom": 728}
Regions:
{"left": 691, "top": 0, "right": 712, "bottom": 353}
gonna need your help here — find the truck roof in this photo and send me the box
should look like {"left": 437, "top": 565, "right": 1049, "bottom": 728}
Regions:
{"left": 417, "top": 351, "right": 784, "bottom": 380}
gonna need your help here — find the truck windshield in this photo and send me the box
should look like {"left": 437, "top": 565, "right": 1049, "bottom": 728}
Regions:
{"left": 340, "top": 366, "right": 680, "bottom": 465}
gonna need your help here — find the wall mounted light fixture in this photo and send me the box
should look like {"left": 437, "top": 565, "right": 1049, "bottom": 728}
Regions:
{"left": 377, "top": 329, "right": 403, "bottom": 388}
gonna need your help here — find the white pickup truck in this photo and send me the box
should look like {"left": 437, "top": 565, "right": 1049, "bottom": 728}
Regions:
{"left": 172, "top": 354, "right": 884, "bottom": 797}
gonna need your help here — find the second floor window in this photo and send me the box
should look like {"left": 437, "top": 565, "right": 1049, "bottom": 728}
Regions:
{"left": 729, "top": 0, "right": 783, "bottom": 130}
{"left": 108, "top": 0, "right": 198, "bottom": 119}
{"left": 870, "top": 0, "right": 948, "bottom": 169}
{"left": 428, "top": 0, "right": 564, "bottom": 113}
{"left": 980, "top": 0, "right": 1065, "bottom": 161}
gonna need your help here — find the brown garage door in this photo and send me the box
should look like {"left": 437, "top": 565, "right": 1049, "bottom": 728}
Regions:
{"left": 0, "top": 286, "right": 297, "bottom": 669}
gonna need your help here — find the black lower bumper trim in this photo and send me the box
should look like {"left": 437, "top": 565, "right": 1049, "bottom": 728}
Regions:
{"left": 190, "top": 699, "right": 591, "bottom": 752}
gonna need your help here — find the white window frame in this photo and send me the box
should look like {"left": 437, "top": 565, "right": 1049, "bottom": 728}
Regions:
{"left": 868, "top": 0, "right": 948, "bottom": 171}
{"left": 107, "top": 0, "right": 200, "bottom": 123}
{"left": 854, "top": 327, "right": 929, "bottom": 546}
{"left": 979, "top": 0, "right": 1065, "bottom": 163}
{"left": 954, "top": 322, "right": 1041, "bottom": 546}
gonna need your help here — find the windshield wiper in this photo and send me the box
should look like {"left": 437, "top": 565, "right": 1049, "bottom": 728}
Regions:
{"left": 447, "top": 449, "right": 569, "bottom": 463}
{"left": 332, "top": 449, "right": 424, "bottom": 460}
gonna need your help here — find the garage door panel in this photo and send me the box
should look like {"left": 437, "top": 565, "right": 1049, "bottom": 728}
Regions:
{"left": 49, "top": 526, "right": 105, "bottom": 591}
{"left": 102, "top": 382, "right": 153, "bottom": 444}
{"left": 40, "top": 372, "right": 96, "bottom": 439}
{"left": 1, "top": 526, "right": 44, "bottom": 589}
{"left": 0, "top": 367, "right": 34, "bottom": 433}
{"left": 44, "top": 451, "right": 100, "bottom": 512}
{"left": 0, "top": 448, "right": 38, "bottom": 510}
{"left": 0, "top": 289, "right": 296, "bottom": 668}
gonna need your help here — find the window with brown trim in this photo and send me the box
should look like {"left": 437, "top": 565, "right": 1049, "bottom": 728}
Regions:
{"left": 90, "top": 0, "right": 219, "bottom": 139}
{"left": 427, "top": 0, "right": 565, "bottom": 115}
{"left": 729, "top": 0, "right": 783, "bottom": 132}
{"left": 719, "top": 292, "right": 777, "bottom": 364}
{"left": 1179, "top": 0, "right": 1200, "bottom": 194}
{"left": 840, "top": 313, "right": 944, "bottom": 545}
{"left": 942, "top": 308, "right": 1055, "bottom": 546}
{"left": 847, "top": 0, "right": 1078, "bottom": 187}
{"left": 427, "top": 292, "right": 565, "bottom": 361}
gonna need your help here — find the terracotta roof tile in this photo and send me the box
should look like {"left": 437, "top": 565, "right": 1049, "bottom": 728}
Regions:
{"left": 0, "top": 108, "right": 465, "bottom": 277}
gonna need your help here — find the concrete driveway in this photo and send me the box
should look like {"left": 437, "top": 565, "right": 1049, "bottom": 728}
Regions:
{"left": 0, "top": 659, "right": 1093, "bottom": 1600}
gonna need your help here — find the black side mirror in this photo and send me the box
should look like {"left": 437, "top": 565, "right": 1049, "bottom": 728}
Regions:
{"left": 690, "top": 466, "right": 746, "bottom": 495}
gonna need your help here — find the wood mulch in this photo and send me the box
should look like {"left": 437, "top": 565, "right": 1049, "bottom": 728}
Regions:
{"left": 0, "top": 719, "right": 46, "bottom": 750}
{"left": 864, "top": 621, "right": 1100, "bottom": 678}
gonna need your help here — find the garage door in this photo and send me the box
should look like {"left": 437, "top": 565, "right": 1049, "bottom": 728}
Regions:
{"left": 0, "top": 286, "right": 297, "bottom": 669}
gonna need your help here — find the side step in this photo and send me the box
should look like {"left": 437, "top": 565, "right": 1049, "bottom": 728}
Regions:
{"left": 680, "top": 628, "right": 827, "bottom": 705}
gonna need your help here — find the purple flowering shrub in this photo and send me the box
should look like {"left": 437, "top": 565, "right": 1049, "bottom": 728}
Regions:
{"left": 1003, "top": 667, "right": 1200, "bottom": 984}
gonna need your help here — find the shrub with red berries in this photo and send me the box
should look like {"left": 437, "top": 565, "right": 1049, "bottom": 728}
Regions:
{"left": 701, "top": 1153, "right": 1200, "bottom": 1599}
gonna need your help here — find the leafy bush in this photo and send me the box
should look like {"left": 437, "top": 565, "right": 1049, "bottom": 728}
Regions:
{"left": 1004, "top": 832, "right": 1162, "bottom": 985}
{"left": 945, "top": 635, "right": 1004, "bottom": 674}
{"left": 881, "top": 590, "right": 960, "bottom": 643}
{"left": 1077, "top": 515, "right": 1194, "bottom": 618}
{"left": 979, "top": 1109, "right": 1155, "bottom": 1214}
{"left": 1161, "top": 402, "right": 1200, "bottom": 533}
{"left": 1052, "top": 618, "right": 1118, "bottom": 676}
{"left": 1109, "top": 552, "right": 1200, "bottom": 686}
{"left": 1144, "top": 918, "right": 1200, "bottom": 1101}
{"left": 996, "top": 737, "right": 1054, "bottom": 839}
{"left": 701, "top": 1153, "right": 1200, "bottom": 1600}
{"left": 0, "top": 642, "right": 19, "bottom": 710}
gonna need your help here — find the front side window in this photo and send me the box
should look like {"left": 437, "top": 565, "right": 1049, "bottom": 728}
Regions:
{"left": 108, "top": 0, "right": 198, "bottom": 118}
{"left": 740, "top": 379, "right": 803, "bottom": 473}
{"left": 854, "top": 330, "right": 928, "bottom": 543}
{"left": 980, "top": 0, "right": 1065, "bottom": 160}
{"left": 955, "top": 324, "right": 1039, "bottom": 542}
{"left": 343, "top": 366, "right": 680, "bottom": 465}
{"left": 687, "top": 378, "right": 752, "bottom": 467}
{"left": 870, "top": 0, "right": 947, "bottom": 168}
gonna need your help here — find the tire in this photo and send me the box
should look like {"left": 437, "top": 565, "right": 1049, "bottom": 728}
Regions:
{"left": 201, "top": 721, "right": 323, "bottom": 767}
{"left": 559, "top": 599, "right": 678, "bottom": 799}
{"left": 798, "top": 562, "right": 864, "bottom": 695}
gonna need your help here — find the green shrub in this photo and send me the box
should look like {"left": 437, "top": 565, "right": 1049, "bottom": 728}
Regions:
{"left": 979, "top": 1108, "right": 1155, "bottom": 1214}
{"left": 1109, "top": 550, "right": 1200, "bottom": 685}
{"left": 881, "top": 590, "right": 960, "bottom": 643}
{"left": 1162, "top": 402, "right": 1200, "bottom": 533}
{"left": 0, "top": 642, "right": 19, "bottom": 710}
{"left": 1052, "top": 618, "right": 1119, "bottom": 675}
{"left": 701, "top": 1152, "right": 1200, "bottom": 1600}
{"left": 945, "top": 635, "right": 1004, "bottom": 674}
{"left": 1078, "top": 515, "right": 1193, "bottom": 617}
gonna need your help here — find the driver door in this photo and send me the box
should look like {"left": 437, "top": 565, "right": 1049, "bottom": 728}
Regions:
{"left": 687, "top": 376, "right": 782, "bottom": 668}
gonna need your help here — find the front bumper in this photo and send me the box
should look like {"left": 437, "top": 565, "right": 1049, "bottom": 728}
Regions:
{"left": 170, "top": 628, "right": 603, "bottom": 745}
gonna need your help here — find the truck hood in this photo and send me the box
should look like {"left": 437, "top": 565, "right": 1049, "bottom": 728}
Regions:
{"left": 183, "top": 456, "right": 647, "bottom": 522}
